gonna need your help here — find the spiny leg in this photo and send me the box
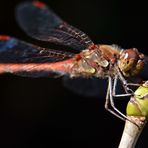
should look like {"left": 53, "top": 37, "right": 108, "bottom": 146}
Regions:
{"left": 104, "top": 77, "right": 125, "bottom": 121}
{"left": 108, "top": 77, "right": 128, "bottom": 119}
{"left": 113, "top": 75, "right": 132, "bottom": 97}
{"left": 117, "top": 67, "right": 142, "bottom": 94}
{"left": 105, "top": 77, "right": 139, "bottom": 128}
{"left": 116, "top": 67, "right": 134, "bottom": 93}
{"left": 126, "top": 83, "right": 142, "bottom": 87}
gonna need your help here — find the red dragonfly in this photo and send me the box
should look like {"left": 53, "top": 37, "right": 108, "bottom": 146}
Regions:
{"left": 0, "top": 1, "right": 145, "bottom": 122}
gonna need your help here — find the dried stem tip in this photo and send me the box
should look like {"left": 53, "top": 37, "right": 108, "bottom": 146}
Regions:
{"left": 119, "top": 116, "right": 146, "bottom": 148}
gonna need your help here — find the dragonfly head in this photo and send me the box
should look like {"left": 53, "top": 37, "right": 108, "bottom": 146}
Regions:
{"left": 118, "top": 48, "right": 144, "bottom": 77}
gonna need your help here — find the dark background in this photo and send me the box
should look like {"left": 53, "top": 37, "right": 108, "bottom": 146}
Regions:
{"left": 0, "top": 0, "right": 148, "bottom": 147}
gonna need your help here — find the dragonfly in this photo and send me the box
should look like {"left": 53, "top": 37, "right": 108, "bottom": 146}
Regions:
{"left": 0, "top": 1, "right": 146, "bottom": 123}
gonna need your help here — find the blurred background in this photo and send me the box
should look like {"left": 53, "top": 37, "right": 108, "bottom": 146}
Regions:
{"left": 0, "top": 0, "right": 148, "bottom": 147}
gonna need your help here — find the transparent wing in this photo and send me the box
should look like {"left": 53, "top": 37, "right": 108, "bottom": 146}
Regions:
{"left": 63, "top": 77, "right": 107, "bottom": 98}
{"left": 16, "top": 1, "right": 94, "bottom": 51}
{"left": 0, "top": 35, "right": 75, "bottom": 77}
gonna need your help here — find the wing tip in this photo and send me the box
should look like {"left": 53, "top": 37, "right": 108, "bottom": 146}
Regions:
{"left": 32, "top": 1, "right": 46, "bottom": 9}
{"left": 16, "top": 1, "right": 46, "bottom": 12}
{"left": 0, "top": 35, "right": 11, "bottom": 41}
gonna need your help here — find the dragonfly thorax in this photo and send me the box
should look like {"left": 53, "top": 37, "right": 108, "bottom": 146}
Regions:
{"left": 70, "top": 45, "right": 119, "bottom": 78}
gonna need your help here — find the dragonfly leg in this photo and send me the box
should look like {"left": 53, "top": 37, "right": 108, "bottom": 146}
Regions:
{"left": 106, "top": 77, "right": 139, "bottom": 127}
{"left": 104, "top": 77, "right": 126, "bottom": 121}
{"left": 117, "top": 67, "right": 134, "bottom": 93}
{"left": 113, "top": 75, "right": 132, "bottom": 97}
{"left": 126, "top": 83, "right": 142, "bottom": 87}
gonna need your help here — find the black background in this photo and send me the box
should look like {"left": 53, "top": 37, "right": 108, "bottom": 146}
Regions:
{"left": 0, "top": 0, "right": 148, "bottom": 147}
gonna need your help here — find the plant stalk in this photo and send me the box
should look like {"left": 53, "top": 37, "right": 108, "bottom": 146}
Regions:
{"left": 118, "top": 116, "right": 146, "bottom": 148}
